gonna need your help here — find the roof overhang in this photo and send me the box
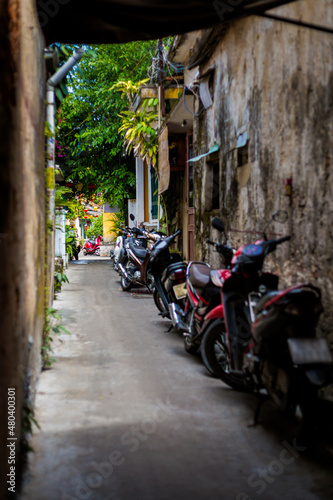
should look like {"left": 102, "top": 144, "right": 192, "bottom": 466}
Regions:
{"left": 41, "top": 1, "right": 302, "bottom": 45}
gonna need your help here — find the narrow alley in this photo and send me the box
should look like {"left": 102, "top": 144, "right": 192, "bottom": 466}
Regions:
{"left": 21, "top": 259, "right": 333, "bottom": 500}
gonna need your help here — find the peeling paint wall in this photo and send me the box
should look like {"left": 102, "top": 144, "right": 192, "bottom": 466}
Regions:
{"left": 194, "top": 1, "right": 333, "bottom": 341}
{"left": 0, "top": 1, "right": 45, "bottom": 495}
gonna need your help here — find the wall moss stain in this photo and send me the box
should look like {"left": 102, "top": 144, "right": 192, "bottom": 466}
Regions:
{"left": 0, "top": 1, "right": 46, "bottom": 496}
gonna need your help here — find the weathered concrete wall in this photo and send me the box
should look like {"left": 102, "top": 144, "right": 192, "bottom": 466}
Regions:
{"left": 0, "top": 1, "right": 45, "bottom": 496}
{"left": 194, "top": 1, "right": 333, "bottom": 341}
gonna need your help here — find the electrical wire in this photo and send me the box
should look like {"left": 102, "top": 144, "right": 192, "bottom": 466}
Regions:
{"left": 182, "top": 86, "right": 204, "bottom": 117}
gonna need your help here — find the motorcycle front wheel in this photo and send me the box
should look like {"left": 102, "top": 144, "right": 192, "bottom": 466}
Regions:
{"left": 83, "top": 248, "right": 87, "bottom": 256}
{"left": 201, "top": 319, "right": 252, "bottom": 392}
{"left": 121, "top": 260, "right": 134, "bottom": 291}
{"left": 153, "top": 288, "right": 168, "bottom": 315}
{"left": 121, "top": 275, "right": 133, "bottom": 291}
{"left": 146, "top": 270, "right": 154, "bottom": 293}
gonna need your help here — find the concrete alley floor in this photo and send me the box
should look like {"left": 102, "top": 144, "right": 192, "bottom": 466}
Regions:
{"left": 21, "top": 259, "right": 333, "bottom": 500}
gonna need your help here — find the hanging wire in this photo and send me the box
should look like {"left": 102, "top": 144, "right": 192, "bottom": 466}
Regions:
{"left": 183, "top": 86, "right": 204, "bottom": 117}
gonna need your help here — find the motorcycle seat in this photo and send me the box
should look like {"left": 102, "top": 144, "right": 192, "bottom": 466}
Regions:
{"left": 189, "top": 263, "right": 211, "bottom": 294}
{"left": 162, "top": 261, "right": 187, "bottom": 282}
{"left": 128, "top": 242, "right": 147, "bottom": 260}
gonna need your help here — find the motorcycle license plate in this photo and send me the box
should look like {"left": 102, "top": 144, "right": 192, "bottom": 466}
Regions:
{"left": 287, "top": 338, "right": 332, "bottom": 365}
{"left": 173, "top": 283, "right": 187, "bottom": 300}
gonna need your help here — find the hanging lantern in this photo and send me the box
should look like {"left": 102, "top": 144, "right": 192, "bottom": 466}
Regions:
{"left": 94, "top": 206, "right": 98, "bottom": 211}
{"left": 94, "top": 214, "right": 99, "bottom": 217}
{"left": 65, "top": 181, "right": 74, "bottom": 188}
{"left": 77, "top": 182, "right": 83, "bottom": 191}
{"left": 84, "top": 216, "right": 88, "bottom": 219}
{"left": 84, "top": 208, "right": 88, "bottom": 213}
{"left": 88, "top": 184, "right": 95, "bottom": 191}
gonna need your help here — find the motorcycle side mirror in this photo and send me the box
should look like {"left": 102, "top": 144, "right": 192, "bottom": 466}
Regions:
{"left": 130, "top": 213, "right": 135, "bottom": 222}
{"left": 211, "top": 217, "right": 225, "bottom": 233}
{"left": 263, "top": 210, "right": 288, "bottom": 240}
{"left": 272, "top": 210, "right": 288, "bottom": 224}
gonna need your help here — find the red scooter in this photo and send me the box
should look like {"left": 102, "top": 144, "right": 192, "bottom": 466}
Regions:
{"left": 200, "top": 211, "right": 333, "bottom": 436}
{"left": 83, "top": 235, "right": 102, "bottom": 256}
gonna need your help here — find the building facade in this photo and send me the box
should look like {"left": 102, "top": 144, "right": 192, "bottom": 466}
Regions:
{"left": 190, "top": 1, "right": 333, "bottom": 341}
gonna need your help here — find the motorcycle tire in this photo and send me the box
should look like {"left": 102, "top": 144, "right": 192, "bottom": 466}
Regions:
{"left": 121, "top": 275, "right": 133, "bottom": 291}
{"left": 153, "top": 288, "right": 168, "bottom": 315}
{"left": 83, "top": 248, "right": 87, "bottom": 256}
{"left": 201, "top": 319, "right": 252, "bottom": 392}
{"left": 120, "top": 259, "right": 134, "bottom": 291}
{"left": 146, "top": 270, "right": 154, "bottom": 293}
{"left": 182, "top": 306, "right": 201, "bottom": 357}
{"left": 95, "top": 248, "right": 100, "bottom": 256}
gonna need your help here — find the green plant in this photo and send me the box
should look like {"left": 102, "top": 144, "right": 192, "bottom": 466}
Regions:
{"left": 20, "top": 399, "right": 40, "bottom": 455}
{"left": 65, "top": 227, "right": 78, "bottom": 259}
{"left": 85, "top": 214, "right": 103, "bottom": 239}
{"left": 54, "top": 271, "right": 69, "bottom": 295}
{"left": 106, "top": 212, "right": 125, "bottom": 236}
{"left": 42, "top": 308, "right": 71, "bottom": 369}
{"left": 115, "top": 80, "right": 159, "bottom": 167}
{"left": 64, "top": 197, "right": 85, "bottom": 219}
{"left": 55, "top": 185, "right": 72, "bottom": 207}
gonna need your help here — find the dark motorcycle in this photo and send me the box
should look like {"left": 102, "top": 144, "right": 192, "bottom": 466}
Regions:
{"left": 201, "top": 210, "right": 333, "bottom": 435}
{"left": 118, "top": 228, "right": 163, "bottom": 292}
{"left": 113, "top": 225, "right": 147, "bottom": 271}
{"left": 149, "top": 229, "right": 187, "bottom": 318}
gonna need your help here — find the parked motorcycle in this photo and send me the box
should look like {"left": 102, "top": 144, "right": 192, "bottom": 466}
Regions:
{"left": 168, "top": 218, "right": 234, "bottom": 358}
{"left": 118, "top": 228, "right": 164, "bottom": 292}
{"left": 200, "top": 210, "right": 333, "bottom": 434}
{"left": 149, "top": 229, "right": 187, "bottom": 318}
{"left": 111, "top": 214, "right": 148, "bottom": 270}
{"left": 111, "top": 225, "right": 145, "bottom": 270}
{"left": 83, "top": 235, "right": 102, "bottom": 256}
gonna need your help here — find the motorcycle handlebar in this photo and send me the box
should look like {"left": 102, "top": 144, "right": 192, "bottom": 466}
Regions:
{"left": 274, "top": 235, "right": 291, "bottom": 245}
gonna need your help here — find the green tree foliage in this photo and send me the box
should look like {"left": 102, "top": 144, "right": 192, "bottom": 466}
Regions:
{"left": 118, "top": 97, "right": 159, "bottom": 166}
{"left": 85, "top": 214, "right": 103, "bottom": 239}
{"left": 56, "top": 42, "right": 157, "bottom": 213}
